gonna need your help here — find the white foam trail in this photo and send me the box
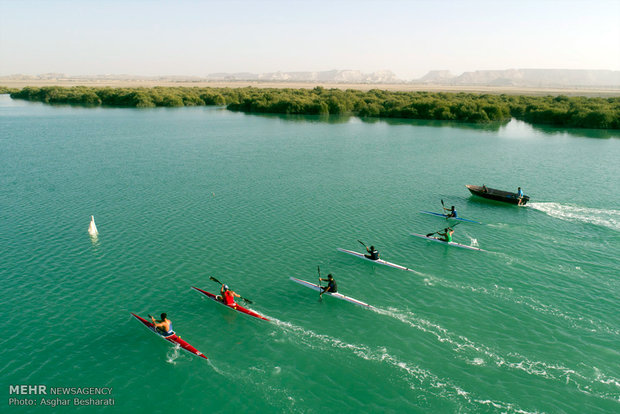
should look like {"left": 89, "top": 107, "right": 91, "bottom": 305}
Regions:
{"left": 418, "top": 272, "right": 619, "bottom": 336}
{"left": 530, "top": 202, "right": 620, "bottom": 231}
{"left": 372, "top": 307, "right": 620, "bottom": 402}
{"left": 166, "top": 344, "right": 180, "bottom": 364}
{"left": 210, "top": 360, "right": 301, "bottom": 412}
{"left": 270, "top": 317, "right": 534, "bottom": 413}
{"left": 88, "top": 215, "right": 98, "bottom": 236}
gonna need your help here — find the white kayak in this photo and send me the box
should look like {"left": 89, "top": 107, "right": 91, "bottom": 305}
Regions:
{"left": 410, "top": 233, "right": 486, "bottom": 252}
{"left": 290, "top": 277, "right": 375, "bottom": 309}
{"left": 337, "top": 248, "right": 415, "bottom": 272}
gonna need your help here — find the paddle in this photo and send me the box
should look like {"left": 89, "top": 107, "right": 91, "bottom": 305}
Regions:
{"left": 317, "top": 265, "right": 322, "bottom": 299}
{"left": 357, "top": 239, "right": 368, "bottom": 250}
{"left": 209, "top": 276, "right": 253, "bottom": 304}
{"left": 426, "top": 221, "right": 461, "bottom": 237}
{"left": 441, "top": 199, "right": 450, "bottom": 217}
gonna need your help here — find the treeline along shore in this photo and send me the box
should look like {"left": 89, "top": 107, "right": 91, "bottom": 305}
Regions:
{"left": 3, "top": 85, "right": 619, "bottom": 130}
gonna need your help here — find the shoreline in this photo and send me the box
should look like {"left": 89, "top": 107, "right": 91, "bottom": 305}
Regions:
{"left": 1, "top": 79, "right": 619, "bottom": 98}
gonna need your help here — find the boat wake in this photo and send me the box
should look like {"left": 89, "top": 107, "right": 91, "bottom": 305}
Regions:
{"left": 371, "top": 307, "right": 620, "bottom": 403}
{"left": 419, "top": 273, "right": 619, "bottom": 336}
{"left": 529, "top": 202, "right": 620, "bottom": 231}
{"left": 269, "top": 317, "right": 535, "bottom": 413}
{"left": 208, "top": 359, "right": 302, "bottom": 413}
{"left": 166, "top": 344, "right": 180, "bottom": 364}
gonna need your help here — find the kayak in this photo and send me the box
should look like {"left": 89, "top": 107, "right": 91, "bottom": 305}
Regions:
{"left": 337, "top": 248, "right": 415, "bottom": 272}
{"left": 410, "top": 233, "right": 486, "bottom": 252}
{"left": 192, "top": 287, "right": 269, "bottom": 321}
{"left": 420, "top": 210, "right": 482, "bottom": 224}
{"left": 130, "top": 313, "right": 208, "bottom": 360}
{"left": 289, "top": 277, "right": 375, "bottom": 309}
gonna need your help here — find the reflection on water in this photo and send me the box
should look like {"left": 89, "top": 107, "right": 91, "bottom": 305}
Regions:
{"left": 528, "top": 123, "right": 620, "bottom": 139}
{"left": 359, "top": 116, "right": 506, "bottom": 132}
{"left": 237, "top": 110, "right": 507, "bottom": 131}
{"left": 230, "top": 110, "right": 352, "bottom": 124}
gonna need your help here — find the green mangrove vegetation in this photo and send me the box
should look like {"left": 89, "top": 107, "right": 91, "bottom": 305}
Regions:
{"left": 9, "top": 85, "right": 620, "bottom": 130}
{"left": 0, "top": 86, "right": 19, "bottom": 94}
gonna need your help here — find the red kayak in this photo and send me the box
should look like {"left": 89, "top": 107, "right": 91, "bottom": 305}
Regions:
{"left": 191, "top": 287, "right": 269, "bottom": 321}
{"left": 131, "top": 313, "right": 208, "bottom": 360}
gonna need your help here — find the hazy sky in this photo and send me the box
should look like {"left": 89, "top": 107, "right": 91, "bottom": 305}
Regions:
{"left": 1, "top": 0, "right": 619, "bottom": 79}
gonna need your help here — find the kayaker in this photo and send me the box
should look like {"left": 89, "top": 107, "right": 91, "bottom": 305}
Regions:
{"left": 482, "top": 184, "right": 488, "bottom": 193}
{"left": 217, "top": 284, "right": 240, "bottom": 306}
{"left": 517, "top": 187, "right": 525, "bottom": 205}
{"left": 438, "top": 227, "right": 454, "bottom": 243}
{"left": 319, "top": 273, "right": 338, "bottom": 296}
{"left": 150, "top": 313, "right": 173, "bottom": 336}
{"left": 444, "top": 205, "right": 458, "bottom": 218}
{"left": 364, "top": 245, "right": 379, "bottom": 260}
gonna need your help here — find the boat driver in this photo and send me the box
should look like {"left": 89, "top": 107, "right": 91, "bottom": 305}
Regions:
{"left": 517, "top": 187, "right": 525, "bottom": 205}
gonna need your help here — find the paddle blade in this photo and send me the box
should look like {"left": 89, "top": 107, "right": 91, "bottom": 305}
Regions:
{"left": 242, "top": 297, "right": 253, "bottom": 305}
{"left": 210, "top": 276, "right": 223, "bottom": 285}
{"left": 426, "top": 233, "right": 434, "bottom": 237}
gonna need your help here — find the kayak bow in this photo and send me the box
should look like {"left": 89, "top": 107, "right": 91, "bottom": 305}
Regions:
{"left": 337, "top": 248, "right": 415, "bottom": 272}
{"left": 290, "top": 277, "right": 375, "bottom": 309}
{"left": 192, "top": 287, "right": 269, "bottom": 321}
{"left": 130, "top": 313, "right": 208, "bottom": 360}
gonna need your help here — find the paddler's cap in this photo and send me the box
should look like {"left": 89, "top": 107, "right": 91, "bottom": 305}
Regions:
{"left": 223, "top": 284, "right": 229, "bottom": 291}
{"left": 327, "top": 274, "right": 334, "bottom": 279}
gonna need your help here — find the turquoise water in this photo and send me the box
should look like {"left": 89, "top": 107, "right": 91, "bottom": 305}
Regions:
{"left": 1, "top": 94, "right": 619, "bottom": 413}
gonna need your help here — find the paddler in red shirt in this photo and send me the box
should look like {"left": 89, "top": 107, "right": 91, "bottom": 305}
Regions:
{"left": 217, "top": 284, "right": 241, "bottom": 306}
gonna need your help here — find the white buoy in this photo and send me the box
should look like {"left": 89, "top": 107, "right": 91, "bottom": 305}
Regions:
{"left": 88, "top": 215, "right": 98, "bottom": 236}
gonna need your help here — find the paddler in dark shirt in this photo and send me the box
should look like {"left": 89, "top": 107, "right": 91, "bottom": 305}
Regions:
{"left": 150, "top": 313, "right": 173, "bottom": 336}
{"left": 444, "top": 205, "right": 458, "bottom": 218}
{"left": 319, "top": 274, "right": 338, "bottom": 296}
{"left": 364, "top": 245, "right": 379, "bottom": 260}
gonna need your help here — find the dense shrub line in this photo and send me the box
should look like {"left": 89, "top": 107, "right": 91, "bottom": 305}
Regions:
{"left": 0, "top": 86, "right": 19, "bottom": 94}
{"left": 9, "top": 86, "right": 620, "bottom": 129}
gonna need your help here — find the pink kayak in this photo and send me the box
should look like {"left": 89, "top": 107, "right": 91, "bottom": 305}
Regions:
{"left": 191, "top": 287, "right": 269, "bottom": 321}
{"left": 131, "top": 313, "right": 208, "bottom": 360}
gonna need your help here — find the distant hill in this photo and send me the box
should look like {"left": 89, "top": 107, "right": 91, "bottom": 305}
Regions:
{"left": 416, "top": 69, "right": 620, "bottom": 88}
{"left": 1, "top": 69, "right": 618, "bottom": 89}
{"left": 205, "top": 69, "right": 399, "bottom": 83}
